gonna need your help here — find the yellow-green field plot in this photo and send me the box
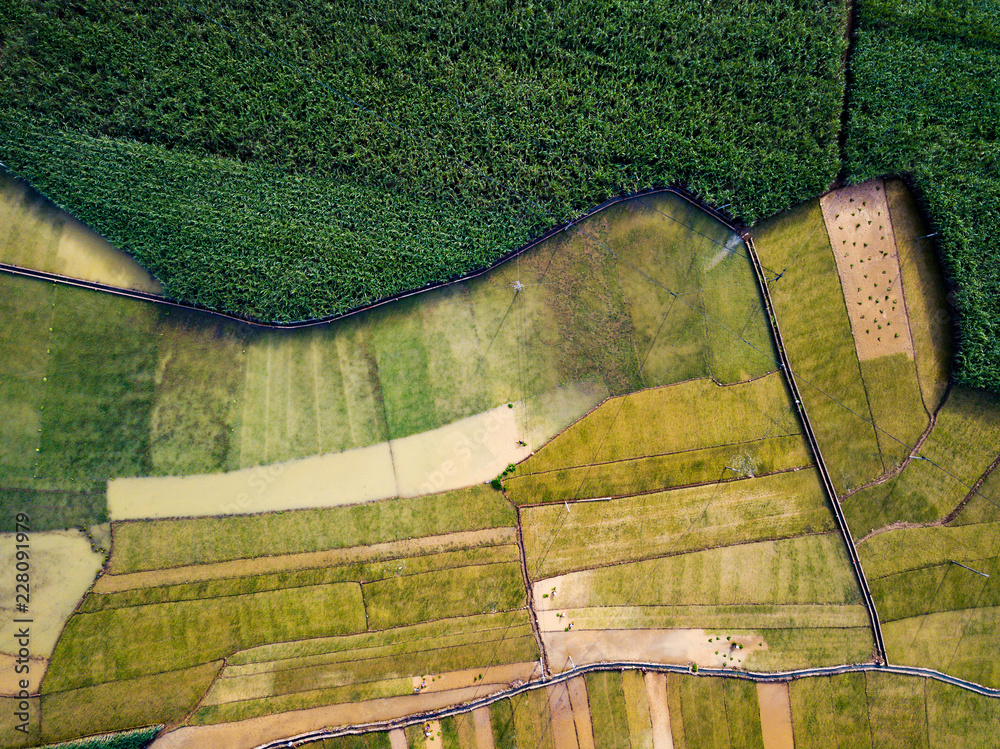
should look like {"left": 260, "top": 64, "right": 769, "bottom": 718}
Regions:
{"left": 754, "top": 180, "right": 950, "bottom": 493}
{"left": 522, "top": 468, "right": 836, "bottom": 579}
{"left": 1, "top": 190, "right": 777, "bottom": 528}
{"left": 0, "top": 170, "right": 163, "bottom": 293}
{"left": 844, "top": 385, "right": 1000, "bottom": 534}
{"left": 40, "top": 487, "right": 540, "bottom": 743}
{"left": 790, "top": 672, "right": 1000, "bottom": 749}
{"left": 751, "top": 198, "right": 883, "bottom": 493}
{"left": 505, "top": 372, "right": 809, "bottom": 504}
{"left": 534, "top": 534, "right": 872, "bottom": 671}
{"left": 859, "top": 518, "right": 1000, "bottom": 687}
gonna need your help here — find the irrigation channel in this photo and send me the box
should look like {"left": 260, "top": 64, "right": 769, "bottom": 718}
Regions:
{"left": 252, "top": 661, "right": 1000, "bottom": 749}
{"left": 1, "top": 184, "right": 946, "bottom": 745}
{"left": 744, "top": 234, "right": 888, "bottom": 664}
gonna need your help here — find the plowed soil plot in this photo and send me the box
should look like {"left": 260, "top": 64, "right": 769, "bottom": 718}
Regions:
{"left": 819, "top": 180, "right": 915, "bottom": 361}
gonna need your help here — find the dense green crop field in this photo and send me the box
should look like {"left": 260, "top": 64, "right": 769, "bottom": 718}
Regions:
{"left": 845, "top": 0, "right": 1000, "bottom": 390}
{"left": 0, "top": 0, "right": 848, "bottom": 323}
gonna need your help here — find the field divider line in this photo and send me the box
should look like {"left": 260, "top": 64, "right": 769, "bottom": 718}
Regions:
{"left": 247, "top": 661, "right": 1000, "bottom": 749}
{"left": 942, "top": 451, "right": 1000, "bottom": 525}
{"left": 510, "top": 431, "right": 807, "bottom": 478}
{"left": 838, "top": 384, "right": 949, "bottom": 505}
{"left": 516, "top": 506, "right": 550, "bottom": 676}
{"left": 226, "top": 621, "right": 534, "bottom": 668}
{"left": 98, "top": 538, "right": 520, "bottom": 591}
{"left": 513, "top": 464, "right": 816, "bottom": 508}
{"left": 744, "top": 235, "right": 887, "bottom": 665}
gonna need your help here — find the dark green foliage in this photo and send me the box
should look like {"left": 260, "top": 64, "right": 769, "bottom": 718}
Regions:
{"left": 0, "top": 482, "right": 106, "bottom": 531}
{"left": 845, "top": 0, "right": 1000, "bottom": 389}
{"left": 38, "top": 726, "right": 161, "bottom": 749}
{"left": 318, "top": 733, "right": 392, "bottom": 749}
{"left": 0, "top": 0, "right": 847, "bottom": 321}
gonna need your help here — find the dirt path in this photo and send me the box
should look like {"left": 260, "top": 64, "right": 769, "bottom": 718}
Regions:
{"left": 566, "top": 676, "right": 596, "bottom": 749}
{"left": 819, "top": 180, "right": 914, "bottom": 361}
{"left": 389, "top": 728, "right": 408, "bottom": 749}
{"left": 644, "top": 672, "right": 674, "bottom": 749}
{"left": 757, "top": 682, "right": 795, "bottom": 749}
{"left": 473, "top": 706, "right": 496, "bottom": 749}
{"left": 547, "top": 680, "right": 580, "bottom": 749}
{"left": 152, "top": 683, "right": 508, "bottom": 749}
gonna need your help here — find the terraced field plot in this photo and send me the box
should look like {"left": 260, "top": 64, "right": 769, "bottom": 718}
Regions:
{"left": 34, "top": 487, "right": 539, "bottom": 744}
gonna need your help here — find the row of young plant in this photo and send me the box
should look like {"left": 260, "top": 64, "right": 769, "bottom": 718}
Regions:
{"left": 845, "top": 0, "right": 1000, "bottom": 390}
{"left": 0, "top": 0, "right": 848, "bottom": 321}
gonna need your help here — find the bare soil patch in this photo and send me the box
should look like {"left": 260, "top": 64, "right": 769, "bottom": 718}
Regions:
{"left": 566, "top": 676, "right": 596, "bottom": 749}
{"left": 819, "top": 180, "right": 915, "bottom": 361}
{"left": 541, "top": 629, "right": 763, "bottom": 671}
{"left": 0, "top": 530, "right": 102, "bottom": 660}
{"left": 643, "top": 672, "right": 674, "bottom": 749}
{"left": 757, "top": 682, "right": 795, "bottom": 749}
{"left": 389, "top": 728, "right": 408, "bottom": 749}
{"left": 547, "top": 680, "right": 581, "bottom": 749}
{"left": 410, "top": 662, "right": 538, "bottom": 699}
{"left": 110, "top": 402, "right": 534, "bottom": 521}
{"left": 0, "top": 655, "right": 46, "bottom": 695}
{"left": 392, "top": 405, "right": 531, "bottom": 498}
{"left": 109, "top": 442, "right": 398, "bottom": 520}
{"left": 473, "top": 706, "right": 496, "bottom": 749}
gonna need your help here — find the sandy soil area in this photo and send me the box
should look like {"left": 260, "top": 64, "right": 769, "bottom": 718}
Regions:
{"left": 109, "top": 402, "right": 538, "bottom": 520}
{"left": 757, "top": 682, "right": 795, "bottom": 749}
{"left": 643, "top": 672, "right": 674, "bottom": 749}
{"left": 0, "top": 654, "right": 46, "bottom": 695}
{"left": 473, "top": 706, "right": 496, "bottom": 749}
{"left": 392, "top": 405, "right": 531, "bottom": 498}
{"left": 108, "top": 442, "right": 398, "bottom": 520}
{"left": 542, "top": 629, "right": 763, "bottom": 672}
{"left": 566, "top": 676, "right": 596, "bottom": 749}
{"left": 0, "top": 174, "right": 163, "bottom": 293}
{"left": 422, "top": 719, "right": 442, "bottom": 747}
{"left": 97, "top": 527, "right": 515, "bottom": 592}
{"left": 0, "top": 530, "right": 102, "bottom": 670}
{"left": 547, "top": 680, "right": 580, "bottom": 749}
{"left": 819, "top": 180, "right": 914, "bottom": 361}
{"left": 54, "top": 215, "right": 164, "bottom": 293}
{"left": 409, "top": 662, "right": 538, "bottom": 700}
{"left": 389, "top": 728, "right": 408, "bottom": 749}
{"left": 153, "top": 683, "right": 514, "bottom": 749}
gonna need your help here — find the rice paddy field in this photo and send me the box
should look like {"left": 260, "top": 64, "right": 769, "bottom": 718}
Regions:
{"left": 749, "top": 181, "right": 944, "bottom": 496}
{"left": 34, "top": 487, "right": 538, "bottom": 741}
{"left": 0, "top": 189, "right": 776, "bottom": 531}
{"left": 296, "top": 670, "right": 1000, "bottom": 749}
